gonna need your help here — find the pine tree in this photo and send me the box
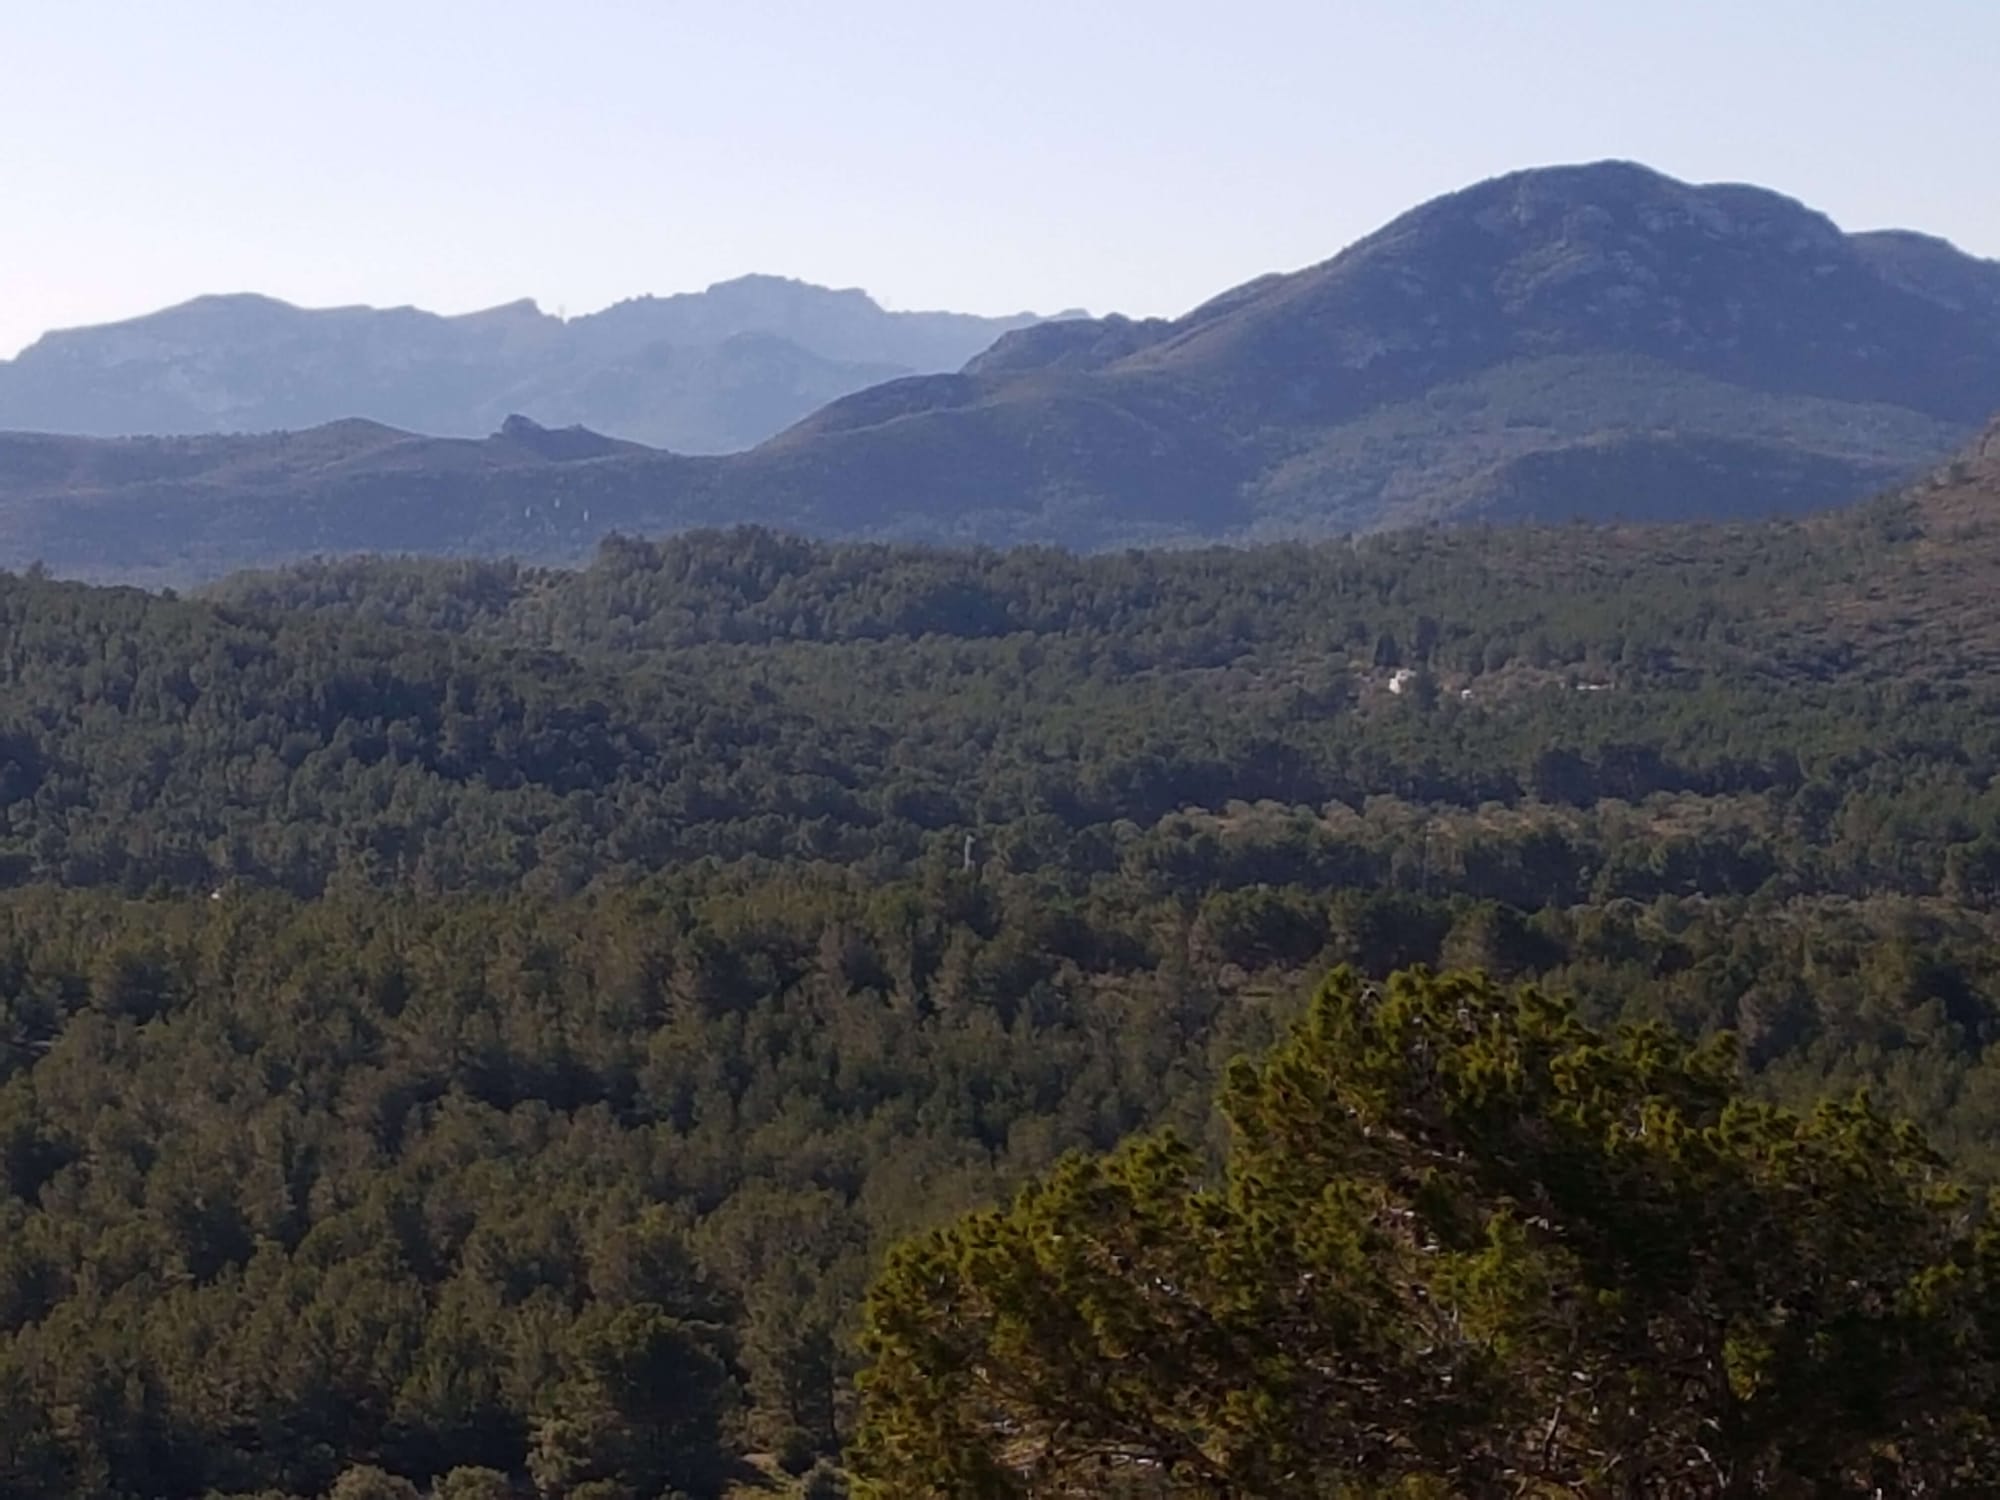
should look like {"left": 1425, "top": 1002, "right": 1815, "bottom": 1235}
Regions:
{"left": 853, "top": 967, "right": 2000, "bottom": 1497}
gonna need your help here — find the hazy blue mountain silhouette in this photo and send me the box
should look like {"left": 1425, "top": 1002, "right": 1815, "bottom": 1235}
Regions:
{"left": 0, "top": 275, "right": 1069, "bottom": 453}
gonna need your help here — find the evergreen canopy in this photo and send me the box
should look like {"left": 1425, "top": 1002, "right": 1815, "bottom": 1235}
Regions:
{"left": 856, "top": 968, "right": 2000, "bottom": 1498}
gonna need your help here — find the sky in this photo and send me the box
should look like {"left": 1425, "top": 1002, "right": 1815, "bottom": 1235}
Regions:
{"left": 3, "top": 0, "right": 1998, "bottom": 358}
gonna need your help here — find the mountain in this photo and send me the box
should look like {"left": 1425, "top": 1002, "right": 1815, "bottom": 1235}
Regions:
{"left": 567, "top": 275, "right": 1067, "bottom": 370}
{"left": 0, "top": 275, "right": 1065, "bottom": 453}
{"left": 731, "top": 159, "right": 2000, "bottom": 537}
{"left": 7, "top": 161, "right": 2000, "bottom": 584}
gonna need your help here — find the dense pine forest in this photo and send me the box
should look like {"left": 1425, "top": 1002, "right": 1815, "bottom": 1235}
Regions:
{"left": 7, "top": 435, "right": 2000, "bottom": 1496}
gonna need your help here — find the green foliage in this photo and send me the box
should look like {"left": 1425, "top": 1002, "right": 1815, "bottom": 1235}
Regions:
{"left": 432, "top": 1469, "right": 514, "bottom": 1500}
{"left": 528, "top": 1304, "right": 738, "bottom": 1499}
{"left": 10, "top": 510, "right": 2000, "bottom": 905}
{"left": 855, "top": 967, "right": 2000, "bottom": 1497}
{"left": 327, "top": 1468, "right": 422, "bottom": 1500}
{"left": 2, "top": 493, "right": 2000, "bottom": 1493}
{"left": 775, "top": 1427, "right": 820, "bottom": 1477}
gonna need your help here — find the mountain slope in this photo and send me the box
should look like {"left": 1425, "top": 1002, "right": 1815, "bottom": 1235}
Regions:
{"left": 0, "top": 417, "right": 701, "bottom": 587}
{"left": 0, "top": 276, "right": 1064, "bottom": 453}
{"left": 6, "top": 162, "right": 2000, "bottom": 583}
{"left": 773, "top": 161, "right": 2000, "bottom": 528}
{"left": 193, "top": 412, "right": 2000, "bottom": 684}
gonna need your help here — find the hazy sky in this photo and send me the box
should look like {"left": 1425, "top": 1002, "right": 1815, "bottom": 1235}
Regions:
{"left": 4, "top": 0, "right": 1998, "bottom": 358}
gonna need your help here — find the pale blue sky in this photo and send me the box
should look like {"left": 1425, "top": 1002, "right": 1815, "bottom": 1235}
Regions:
{"left": 4, "top": 0, "right": 1997, "bottom": 357}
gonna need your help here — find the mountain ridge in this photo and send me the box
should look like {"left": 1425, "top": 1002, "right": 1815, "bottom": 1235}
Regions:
{"left": 0, "top": 275, "right": 1075, "bottom": 453}
{"left": 6, "top": 161, "right": 2000, "bottom": 583}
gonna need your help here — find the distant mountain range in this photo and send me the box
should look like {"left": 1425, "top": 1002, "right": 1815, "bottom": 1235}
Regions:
{"left": 5, "top": 160, "right": 2000, "bottom": 584}
{"left": 0, "top": 276, "right": 1073, "bottom": 453}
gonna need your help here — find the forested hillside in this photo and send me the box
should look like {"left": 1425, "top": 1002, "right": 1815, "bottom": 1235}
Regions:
{"left": 5, "top": 429, "right": 2000, "bottom": 1496}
